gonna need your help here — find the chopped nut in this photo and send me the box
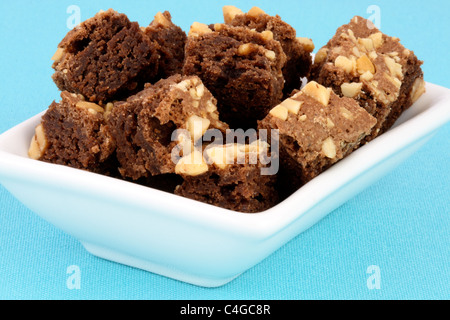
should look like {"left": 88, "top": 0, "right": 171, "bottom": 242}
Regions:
{"left": 28, "top": 124, "right": 49, "bottom": 160}
{"left": 51, "top": 47, "right": 65, "bottom": 62}
{"left": 175, "top": 79, "right": 191, "bottom": 92}
{"left": 223, "top": 5, "right": 244, "bottom": 24}
{"left": 340, "top": 107, "right": 354, "bottom": 120}
{"left": 352, "top": 46, "right": 361, "bottom": 57}
{"left": 335, "top": 55, "right": 355, "bottom": 74}
{"left": 76, "top": 101, "right": 104, "bottom": 113}
{"left": 269, "top": 104, "right": 288, "bottom": 120}
{"left": 260, "top": 30, "right": 273, "bottom": 41}
{"left": 341, "top": 82, "right": 363, "bottom": 98}
{"left": 369, "top": 32, "right": 384, "bottom": 48}
{"left": 299, "top": 114, "right": 307, "bottom": 121}
{"left": 302, "top": 81, "right": 332, "bottom": 106}
{"left": 314, "top": 47, "right": 329, "bottom": 64}
{"left": 368, "top": 51, "right": 378, "bottom": 60}
{"left": 189, "top": 22, "right": 212, "bottom": 37}
{"left": 410, "top": 78, "right": 426, "bottom": 103}
{"left": 321, "top": 137, "right": 336, "bottom": 159}
{"left": 384, "top": 56, "right": 403, "bottom": 79}
{"left": 358, "top": 37, "right": 374, "bottom": 51}
{"left": 247, "top": 6, "right": 266, "bottom": 17}
{"left": 265, "top": 50, "right": 276, "bottom": 60}
{"left": 356, "top": 54, "right": 375, "bottom": 74}
{"left": 360, "top": 70, "right": 374, "bottom": 81}
{"left": 326, "top": 117, "right": 335, "bottom": 128}
{"left": 205, "top": 99, "right": 217, "bottom": 113}
{"left": 186, "top": 115, "right": 210, "bottom": 141}
{"left": 175, "top": 150, "right": 209, "bottom": 176}
{"left": 280, "top": 98, "right": 303, "bottom": 115}
{"left": 296, "top": 37, "right": 315, "bottom": 52}
{"left": 205, "top": 145, "right": 230, "bottom": 169}
{"left": 237, "top": 43, "right": 257, "bottom": 56}
{"left": 153, "top": 12, "right": 171, "bottom": 27}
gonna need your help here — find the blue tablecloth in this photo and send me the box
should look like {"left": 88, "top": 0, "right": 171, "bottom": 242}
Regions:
{"left": 0, "top": 0, "right": 448, "bottom": 299}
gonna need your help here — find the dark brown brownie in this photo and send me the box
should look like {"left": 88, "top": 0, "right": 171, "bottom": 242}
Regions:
{"left": 144, "top": 11, "right": 187, "bottom": 79}
{"left": 224, "top": 6, "right": 314, "bottom": 96}
{"left": 107, "top": 74, "right": 228, "bottom": 180}
{"left": 258, "top": 81, "right": 377, "bottom": 193}
{"left": 28, "top": 91, "right": 116, "bottom": 174}
{"left": 311, "top": 16, "right": 425, "bottom": 141}
{"left": 182, "top": 22, "right": 287, "bottom": 129}
{"left": 174, "top": 140, "right": 278, "bottom": 213}
{"left": 51, "top": 9, "right": 160, "bottom": 105}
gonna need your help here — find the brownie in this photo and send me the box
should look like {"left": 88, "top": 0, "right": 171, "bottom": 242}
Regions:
{"left": 51, "top": 9, "right": 160, "bottom": 105}
{"left": 143, "top": 11, "right": 187, "bottom": 79}
{"left": 174, "top": 140, "right": 278, "bottom": 213}
{"left": 182, "top": 22, "right": 287, "bottom": 129}
{"left": 311, "top": 16, "right": 425, "bottom": 141}
{"left": 107, "top": 74, "right": 228, "bottom": 180}
{"left": 28, "top": 91, "right": 116, "bottom": 174}
{"left": 223, "top": 5, "right": 314, "bottom": 96}
{"left": 258, "top": 81, "right": 377, "bottom": 193}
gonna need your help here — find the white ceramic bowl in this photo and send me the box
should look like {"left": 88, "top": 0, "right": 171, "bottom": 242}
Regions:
{"left": 0, "top": 82, "right": 449, "bottom": 287}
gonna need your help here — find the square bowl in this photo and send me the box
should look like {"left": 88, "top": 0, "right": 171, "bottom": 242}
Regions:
{"left": 0, "top": 82, "right": 449, "bottom": 287}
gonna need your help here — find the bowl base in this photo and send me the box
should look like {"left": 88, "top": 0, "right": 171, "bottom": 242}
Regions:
{"left": 81, "top": 241, "right": 240, "bottom": 288}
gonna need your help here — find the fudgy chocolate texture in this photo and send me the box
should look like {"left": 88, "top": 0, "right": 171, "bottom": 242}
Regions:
{"left": 30, "top": 91, "right": 116, "bottom": 174}
{"left": 311, "top": 16, "right": 425, "bottom": 141}
{"left": 144, "top": 11, "right": 187, "bottom": 80}
{"left": 52, "top": 9, "right": 160, "bottom": 104}
{"left": 224, "top": 6, "right": 314, "bottom": 96}
{"left": 107, "top": 74, "right": 228, "bottom": 180}
{"left": 174, "top": 142, "right": 278, "bottom": 213}
{"left": 182, "top": 22, "right": 286, "bottom": 129}
{"left": 258, "top": 81, "right": 377, "bottom": 193}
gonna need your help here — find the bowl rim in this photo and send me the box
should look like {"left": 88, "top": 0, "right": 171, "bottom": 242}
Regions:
{"left": 0, "top": 82, "right": 449, "bottom": 241}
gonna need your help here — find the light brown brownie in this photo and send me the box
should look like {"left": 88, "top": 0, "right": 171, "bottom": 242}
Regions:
{"left": 258, "top": 81, "right": 377, "bottom": 193}
{"left": 311, "top": 16, "right": 425, "bottom": 141}
{"left": 174, "top": 140, "right": 278, "bottom": 213}
{"left": 107, "top": 74, "right": 228, "bottom": 180}
{"left": 28, "top": 91, "right": 116, "bottom": 174}
{"left": 182, "top": 22, "right": 287, "bottom": 129}
{"left": 223, "top": 5, "right": 314, "bottom": 96}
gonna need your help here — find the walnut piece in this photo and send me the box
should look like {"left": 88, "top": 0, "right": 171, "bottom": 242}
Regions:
{"left": 222, "top": 5, "right": 244, "bottom": 24}
{"left": 28, "top": 124, "right": 49, "bottom": 160}
{"left": 269, "top": 104, "right": 288, "bottom": 120}
{"left": 186, "top": 115, "right": 210, "bottom": 142}
{"left": 341, "top": 82, "right": 363, "bottom": 98}
{"left": 153, "top": 12, "right": 171, "bottom": 27}
{"left": 189, "top": 22, "right": 212, "bottom": 37}
{"left": 175, "top": 150, "right": 209, "bottom": 176}
{"left": 302, "top": 81, "right": 332, "bottom": 106}
{"left": 321, "top": 137, "right": 336, "bottom": 159}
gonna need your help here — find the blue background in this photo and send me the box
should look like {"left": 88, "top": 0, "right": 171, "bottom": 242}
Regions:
{"left": 0, "top": 0, "right": 449, "bottom": 300}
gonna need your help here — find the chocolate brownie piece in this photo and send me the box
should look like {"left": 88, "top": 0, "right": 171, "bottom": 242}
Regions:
{"left": 107, "top": 74, "right": 228, "bottom": 180}
{"left": 258, "top": 81, "right": 377, "bottom": 192}
{"left": 28, "top": 91, "right": 116, "bottom": 174}
{"left": 51, "top": 9, "right": 160, "bottom": 104}
{"left": 311, "top": 16, "right": 425, "bottom": 141}
{"left": 182, "top": 22, "right": 287, "bottom": 129}
{"left": 174, "top": 140, "right": 278, "bottom": 213}
{"left": 223, "top": 6, "right": 314, "bottom": 96}
{"left": 143, "top": 11, "right": 187, "bottom": 79}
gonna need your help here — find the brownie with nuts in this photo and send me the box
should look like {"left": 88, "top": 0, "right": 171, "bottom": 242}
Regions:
{"left": 174, "top": 140, "right": 278, "bottom": 213}
{"left": 223, "top": 5, "right": 314, "bottom": 96}
{"left": 258, "top": 81, "right": 377, "bottom": 193}
{"left": 107, "top": 74, "right": 228, "bottom": 180}
{"left": 28, "top": 91, "right": 116, "bottom": 174}
{"left": 311, "top": 16, "right": 425, "bottom": 141}
{"left": 51, "top": 9, "right": 160, "bottom": 105}
{"left": 144, "top": 11, "right": 187, "bottom": 79}
{"left": 182, "top": 22, "right": 287, "bottom": 129}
